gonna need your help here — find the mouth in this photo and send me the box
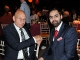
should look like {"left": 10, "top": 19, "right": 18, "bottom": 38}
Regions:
{"left": 52, "top": 21, "right": 57, "bottom": 24}
{"left": 52, "top": 21, "right": 58, "bottom": 27}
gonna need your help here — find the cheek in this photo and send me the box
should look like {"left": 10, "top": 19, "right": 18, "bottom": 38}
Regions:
{"left": 49, "top": 19, "right": 53, "bottom": 23}
{"left": 57, "top": 19, "right": 61, "bottom": 23}
{"left": 24, "top": 20, "right": 26, "bottom": 23}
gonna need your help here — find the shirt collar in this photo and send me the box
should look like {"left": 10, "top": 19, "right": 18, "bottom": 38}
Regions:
{"left": 13, "top": 23, "right": 21, "bottom": 31}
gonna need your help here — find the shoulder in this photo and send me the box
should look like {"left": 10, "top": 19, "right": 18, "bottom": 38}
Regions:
{"left": 21, "top": 3, "right": 26, "bottom": 7}
{"left": 62, "top": 23, "right": 77, "bottom": 34}
{"left": 2, "top": 23, "right": 13, "bottom": 31}
{"left": 21, "top": 2, "right": 27, "bottom": 6}
{"left": 64, "top": 23, "right": 77, "bottom": 34}
{"left": 64, "top": 23, "right": 75, "bottom": 30}
{"left": 64, "top": 23, "right": 71, "bottom": 29}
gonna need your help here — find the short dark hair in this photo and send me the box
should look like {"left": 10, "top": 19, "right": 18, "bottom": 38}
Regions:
{"left": 49, "top": 7, "right": 62, "bottom": 15}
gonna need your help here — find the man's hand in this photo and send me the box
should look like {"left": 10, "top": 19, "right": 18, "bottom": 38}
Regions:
{"left": 38, "top": 57, "right": 44, "bottom": 60}
{"left": 33, "top": 35, "right": 42, "bottom": 45}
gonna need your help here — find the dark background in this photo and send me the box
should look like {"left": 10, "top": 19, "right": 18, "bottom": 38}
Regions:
{"left": 0, "top": 0, "right": 80, "bottom": 11}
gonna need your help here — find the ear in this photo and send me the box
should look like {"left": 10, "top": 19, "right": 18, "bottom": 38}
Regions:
{"left": 61, "top": 15, "right": 63, "bottom": 19}
{"left": 13, "top": 16, "right": 15, "bottom": 22}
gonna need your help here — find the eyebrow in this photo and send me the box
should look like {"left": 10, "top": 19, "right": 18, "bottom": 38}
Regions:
{"left": 49, "top": 14, "right": 59, "bottom": 17}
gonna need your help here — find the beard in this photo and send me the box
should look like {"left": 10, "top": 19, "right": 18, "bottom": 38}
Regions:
{"left": 51, "top": 20, "right": 61, "bottom": 27}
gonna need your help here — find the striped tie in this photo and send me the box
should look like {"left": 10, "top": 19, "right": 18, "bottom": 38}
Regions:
{"left": 20, "top": 28, "right": 28, "bottom": 60}
{"left": 54, "top": 30, "right": 58, "bottom": 38}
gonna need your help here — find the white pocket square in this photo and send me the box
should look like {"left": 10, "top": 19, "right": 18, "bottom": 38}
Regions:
{"left": 57, "top": 37, "right": 63, "bottom": 41}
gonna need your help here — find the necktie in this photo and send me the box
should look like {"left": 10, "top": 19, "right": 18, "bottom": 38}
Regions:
{"left": 54, "top": 30, "right": 58, "bottom": 38}
{"left": 20, "top": 28, "right": 28, "bottom": 60}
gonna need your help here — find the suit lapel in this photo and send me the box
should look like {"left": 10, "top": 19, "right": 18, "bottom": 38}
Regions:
{"left": 10, "top": 24, "right": 20, "bottom": 42}
{"left": 10, "top": 24, "right": 32, "bottom": 42}
{"left": 23, "top": 26, "right": 35, "bottom": 54}
{"left": 53, "top": 23, "right": 65, "bottom": 50}
{"left": 50, "top": 28, "right": 55, "bottom": 42}
{"left": 23, "top": 26, "right": 32, "bottom": 38}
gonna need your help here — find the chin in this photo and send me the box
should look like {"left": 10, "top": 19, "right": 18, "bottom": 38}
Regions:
{"left": 19, "top": 26, "right": 23, "bottom": 28}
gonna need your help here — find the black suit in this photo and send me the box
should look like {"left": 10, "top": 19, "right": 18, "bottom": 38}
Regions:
{"left": 42, "top": 23, "right": 79, "bottom": 60}
{"left": 2, "top": 23, "right": 36, "bottom": 60}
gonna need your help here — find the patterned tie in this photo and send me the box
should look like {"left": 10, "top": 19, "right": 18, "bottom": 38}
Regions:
{"left": 20, "top": 28, "right": 28, "bottom": 60}
{"left": 54, "top": 30, "right": 58, "bottom": 38}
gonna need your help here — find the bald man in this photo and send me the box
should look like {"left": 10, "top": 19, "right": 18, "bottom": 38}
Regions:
{"left": 2, "top": 9, "right": 42, "bottom": 60}
{"left": 20, "top": 0, "right": 31, "bottom": 29}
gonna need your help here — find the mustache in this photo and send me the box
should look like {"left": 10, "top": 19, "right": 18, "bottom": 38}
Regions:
{"left": 52, "top": 20, "right": 58, "bottom": 23}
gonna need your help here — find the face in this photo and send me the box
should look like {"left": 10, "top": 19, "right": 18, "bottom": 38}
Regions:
{"left": 13, "top": 11, "right": 26, "bottom": 28}
{"left": 20, "top": 0, "right": 24, "bottom": 3}
{"left": 32, "top": 10, "right": 35, "bottom": 15}
{"left": 49, "top": 10, "right": 62, "bottom": 27}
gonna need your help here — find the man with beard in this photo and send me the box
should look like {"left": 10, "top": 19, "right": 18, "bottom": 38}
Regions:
{"left": 38, "top": 8, "right": 79, "bottom": 60}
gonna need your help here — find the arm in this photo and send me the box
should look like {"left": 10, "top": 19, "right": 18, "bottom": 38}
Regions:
{"left": 2, "top": 28, "right": 35, "bottom": 51}
{"left": 39, "top": 29, "right": 54, "bottom": 60}
{"left": 38, "top": 43, "right": 52, "bottom": 60}
{"left": 60, "top": 28, "right": 78, "bottom": 60}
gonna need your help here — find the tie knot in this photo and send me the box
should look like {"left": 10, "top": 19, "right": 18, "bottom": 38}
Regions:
{"left": 19, "top": 28, "right": 24, "bottom": 35}
{"left": 54, "top": 30, "right": 58, "bottom": 38}
{"left": 55, "top": 30, "right": 58, "bottom": 33}
{"left": 19, "top": 28, "right": 23, "bottom": 31}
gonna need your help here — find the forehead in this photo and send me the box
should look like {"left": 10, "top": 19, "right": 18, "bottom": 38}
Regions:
{"left": 16, "top": 12, "right": 26, "bottom": 18}
{"left": 49, "top": 10, "right": 59, "bottom": 16}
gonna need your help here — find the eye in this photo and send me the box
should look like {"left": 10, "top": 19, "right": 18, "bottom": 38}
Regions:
{"left": 22, "top": 18, "right": 26, "bottom": 20}
{"left": 54, "top": 15, "right": 58, "bottom": 18}
{"left": 18, "top": 18, "right": 26, "bottom": 20}
{"left": 18, "top": 18, "right": 22, "bottom": 20}
{"left": 49, "top": 16, "right": 53, "bottom": 19}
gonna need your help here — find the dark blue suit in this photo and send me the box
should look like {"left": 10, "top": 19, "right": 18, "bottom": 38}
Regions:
{"left": 2, "top": 23, "right": 36, "bottom": 60}
{"left": 42, "top": 23, "right": 79, "bottom": 60}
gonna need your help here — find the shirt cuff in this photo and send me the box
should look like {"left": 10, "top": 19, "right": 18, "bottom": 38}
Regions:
{"left": 33, "top": 37, "right": 37, "bottom": 43}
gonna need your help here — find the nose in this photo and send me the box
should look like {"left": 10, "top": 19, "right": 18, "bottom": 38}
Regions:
{"left": 21, "top": 19, "right": 25, "bottom": 23}
{"left": 50, "top": 17, "right": 55, "bottom": 21}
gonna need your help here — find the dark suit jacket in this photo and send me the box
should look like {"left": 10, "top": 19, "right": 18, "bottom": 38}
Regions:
{"left": 2, "top": 23, "right": 36, "bottom": 60}
{"left": 42, "top": 23, "right": 79, "bottom": 60}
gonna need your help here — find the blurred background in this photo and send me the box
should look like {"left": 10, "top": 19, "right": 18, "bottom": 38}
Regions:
{"left": 0, "top": 0, "right": 80, "bottom": 11}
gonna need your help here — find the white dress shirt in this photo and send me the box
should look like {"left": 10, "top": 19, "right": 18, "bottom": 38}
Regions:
{"left": 14, "top": 23, "right": 30, "bottom": 59}
{"left": 53, "top": 21, "right": 63, "bottom": 41}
